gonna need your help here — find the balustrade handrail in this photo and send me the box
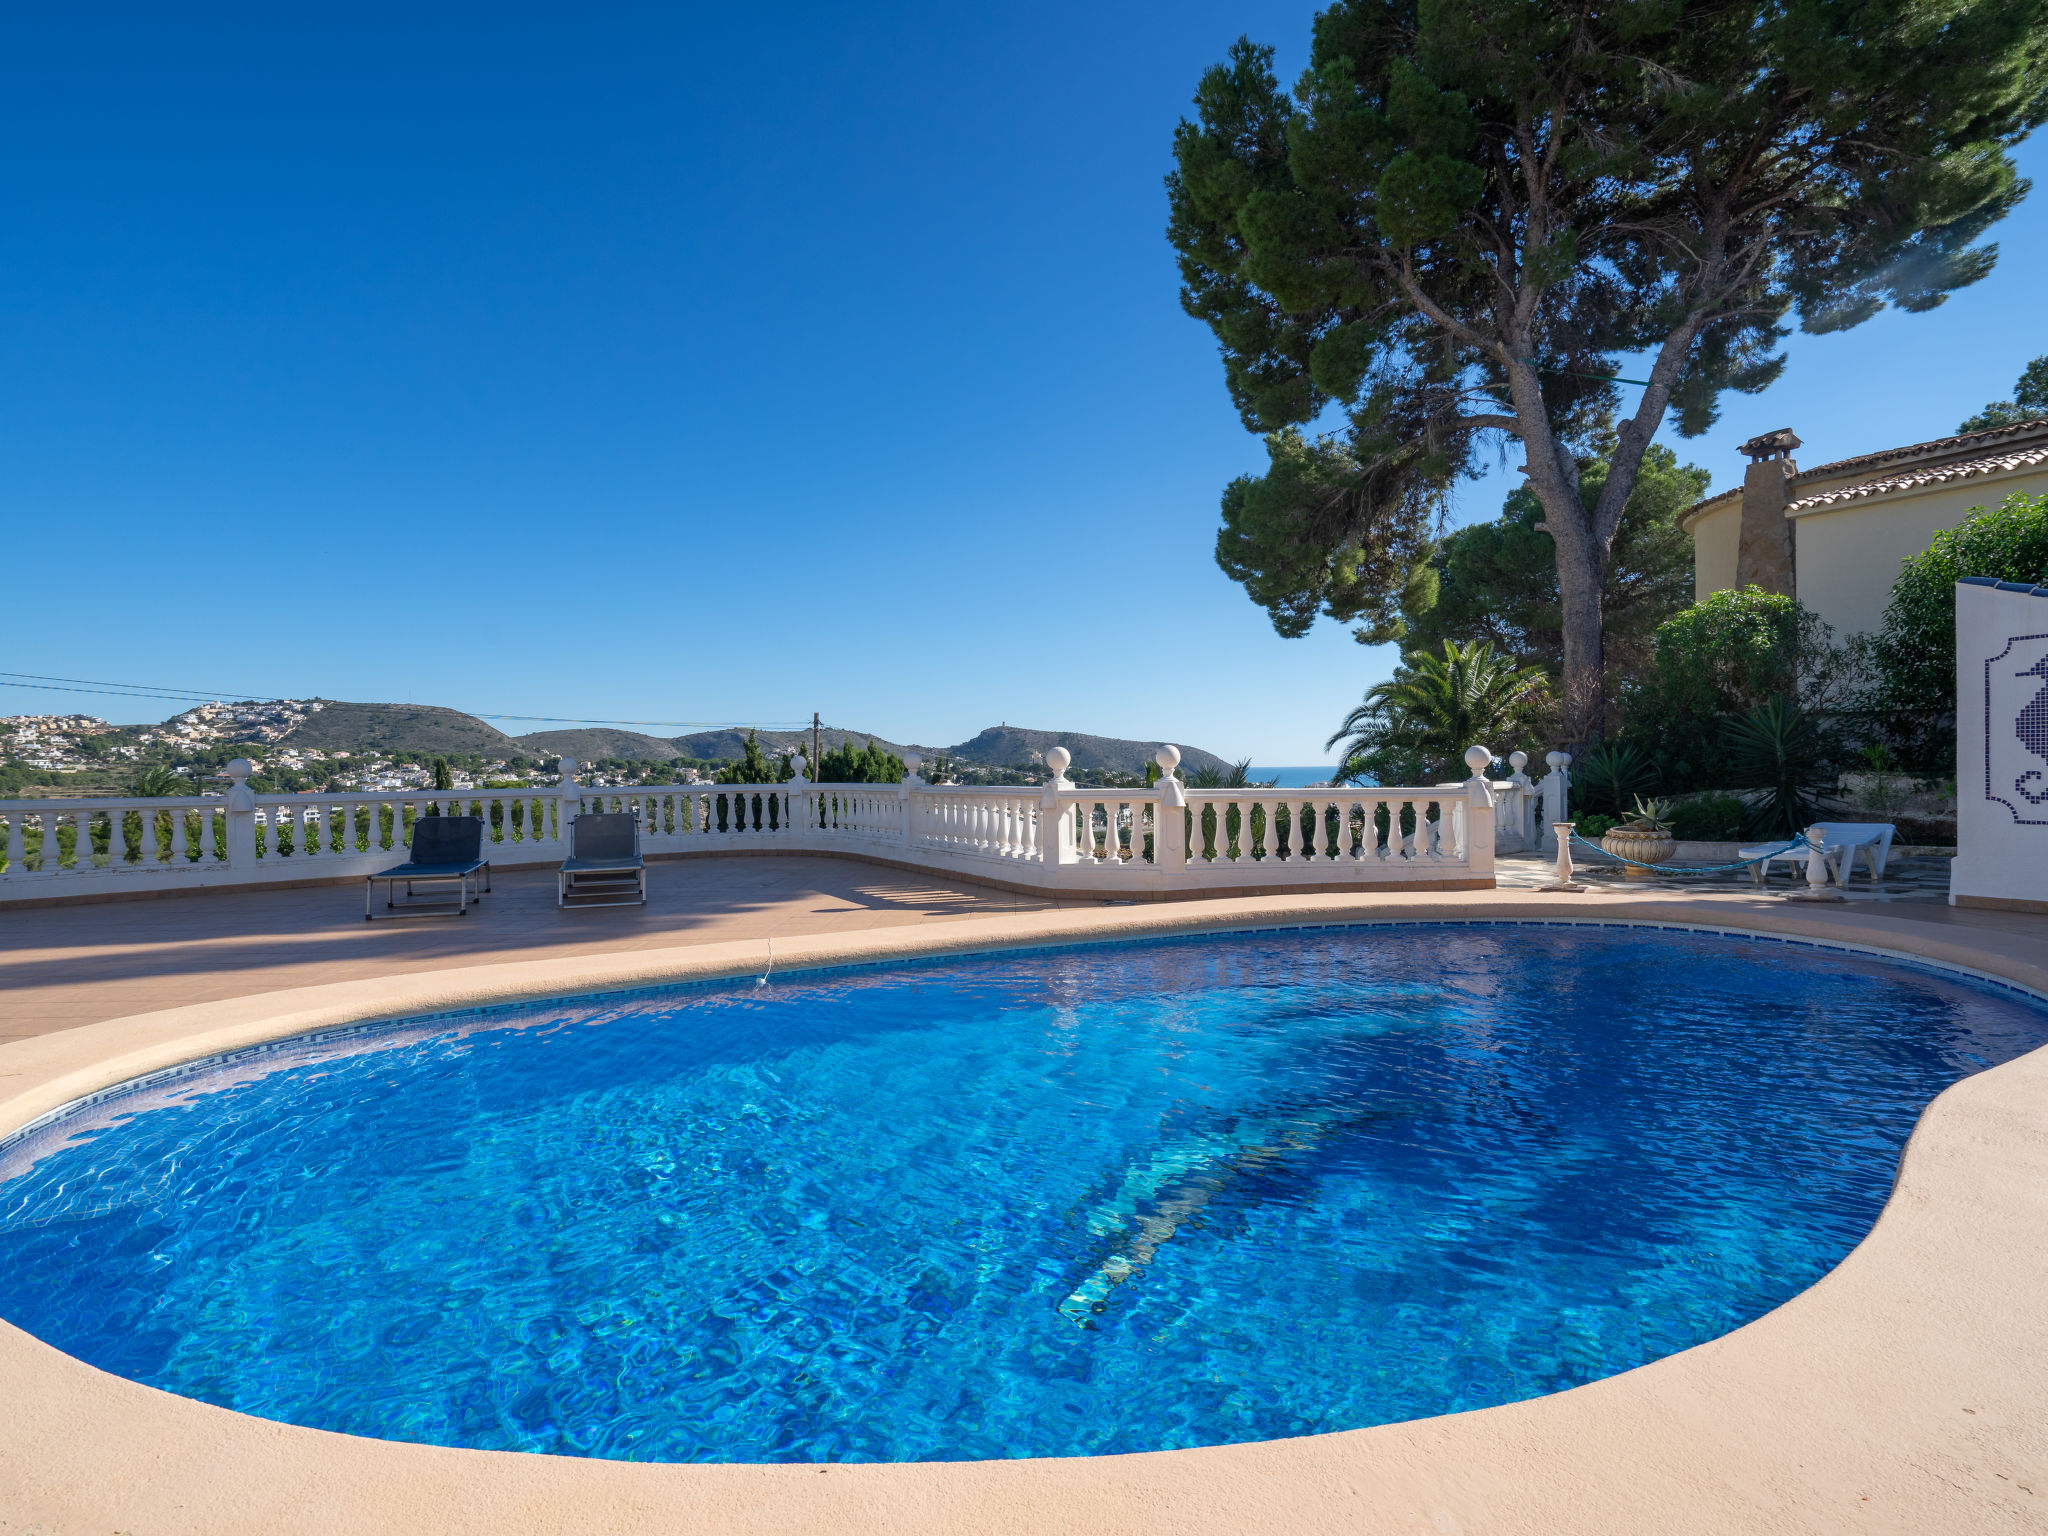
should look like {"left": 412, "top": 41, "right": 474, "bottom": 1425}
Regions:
{"left": 1, "top": 745, "right": 1529, "bottom": 895}
{"left": 1, "top": 781, "right": 1477, "bottom": 814}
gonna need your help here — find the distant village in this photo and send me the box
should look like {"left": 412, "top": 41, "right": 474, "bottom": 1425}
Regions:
{"left": 0, "top": 701, "right": 580, "bottom": 795}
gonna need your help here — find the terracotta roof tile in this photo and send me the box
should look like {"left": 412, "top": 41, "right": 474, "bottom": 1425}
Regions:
{"left": 1797, "top": 415, "right": 2048, "bottom": 479}
{"left": 1784, "top": 445, "right": 2048, "bottom": 514}
{"left": 1680, "top": 416, "right": 2048, "bottom": 529}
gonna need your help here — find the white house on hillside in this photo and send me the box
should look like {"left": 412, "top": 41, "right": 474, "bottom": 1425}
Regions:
{"left": 1681, "top": 416, "right": 2048, "bottom": 638}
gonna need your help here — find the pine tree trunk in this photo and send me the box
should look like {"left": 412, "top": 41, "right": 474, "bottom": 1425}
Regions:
{"left": 1554, "top": 536, "right": 1607, "bottom": 748}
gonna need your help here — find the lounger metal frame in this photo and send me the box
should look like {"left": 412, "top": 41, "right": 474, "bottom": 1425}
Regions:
{"left": 364, "top": 815, "right": 493, "bottom": 920}
{"left": 558, "top": 811, "right": 647, "bottom": 909}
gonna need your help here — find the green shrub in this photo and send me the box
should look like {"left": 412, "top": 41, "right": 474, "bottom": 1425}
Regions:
{"left": 814, "top": 738, "right": 905, "bottom": 784}
{"left": 1575, "top": 813, "right": 1618, "bottom": 838}
{"left": 1619, "top": 587, "right": 1848, "bottom": 789}
{"left": 1670, "top": 793, "right": 1744, "bottom": 841}
{"left": 1572, "top": 741, "right": 1656, "bottom": 816}
{"left": 1866, "top": 491, "right": 2048, "bottom": 771}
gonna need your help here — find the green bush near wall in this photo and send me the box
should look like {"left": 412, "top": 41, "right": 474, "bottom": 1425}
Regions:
{"left": 1866, "top": 491, "right": 2048, "bottom": 771}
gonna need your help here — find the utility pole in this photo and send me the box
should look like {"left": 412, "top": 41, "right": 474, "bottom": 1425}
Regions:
{"left": 812, "top": 712, "right": 821, "bottom": 774}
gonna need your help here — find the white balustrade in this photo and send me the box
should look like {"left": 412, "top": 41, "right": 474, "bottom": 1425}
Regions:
{"left": 0, "top": 741, "right": 1522, "bottom": 900}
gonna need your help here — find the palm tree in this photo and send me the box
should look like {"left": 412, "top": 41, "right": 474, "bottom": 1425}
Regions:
{"left": 132, "top": 765, "right": 185, "bottom": 797}
{"left": 1185, "top": 757, "right": 1260, "bottom": 789}
{"left": 1327, "top": 639, "right": 1551, "bottom": 785}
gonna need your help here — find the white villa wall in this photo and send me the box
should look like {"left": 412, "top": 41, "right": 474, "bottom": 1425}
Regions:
{"left": 1689, "top": 496, "right": 1740, "bottom": 601}
{"left": 1952, "top": 579, "right": 2048, "bottom": 913}
{"left": 1790, "top": 466, "right": 2048, "bottom": 639}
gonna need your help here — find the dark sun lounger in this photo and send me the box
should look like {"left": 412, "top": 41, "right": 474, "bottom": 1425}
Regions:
{"left": 365, "top": 814, "right": 491, "bottom": 919}
{"left": 559, "top": 811, "right": 646, "bottom": 908}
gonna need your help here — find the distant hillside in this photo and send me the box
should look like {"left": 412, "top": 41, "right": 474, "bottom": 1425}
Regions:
{"left": 669, "top": 726, "right": 931, "bottom": 762}
{"left": 267, "top": 702, "right": 1230, "bottom": 775}
{"left": 515, "top": 728, "right": 680, "bottom": 762}
{"left": 948, "top": 726, "right": 1228, "bottom": 777}
{"left": 276, "top": 702, "right": 517, "bottom": 756}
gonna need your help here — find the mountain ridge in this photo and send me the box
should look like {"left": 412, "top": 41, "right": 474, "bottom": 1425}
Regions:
{"left": 264, "top": 704, "right": 1229, "bottom": 775}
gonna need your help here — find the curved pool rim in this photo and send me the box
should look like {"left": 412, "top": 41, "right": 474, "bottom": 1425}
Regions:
{"left": 5, "top": 915, "right": 2047, "bottom": 1158}
{"left": 8, "top": 913, "right": 2039, "bottom": 1155}
{"left": 2, "top": 897, "right": 2046, "bottom": 1536}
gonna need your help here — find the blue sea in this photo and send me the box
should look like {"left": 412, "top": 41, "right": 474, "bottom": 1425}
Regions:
{"left": 1250, "top": 765, "right": 1342, "bottom": 787}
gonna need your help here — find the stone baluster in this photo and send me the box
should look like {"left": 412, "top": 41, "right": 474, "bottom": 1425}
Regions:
{"left": 1540, "top": 821, "right": 1588, "bottom": 891}
{"left": 169, "top": 803, "right": 189, "bottom": 863}
{"left": 1785, "top": 826, "right": 1845, "bottom": 903}
{"left": 5, "top": 809, "right": 22, "bottom": 874}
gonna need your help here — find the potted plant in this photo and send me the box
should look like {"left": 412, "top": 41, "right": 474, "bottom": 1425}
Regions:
{"left": 1601, "top": 796, "right": 1677, "bottom": 878}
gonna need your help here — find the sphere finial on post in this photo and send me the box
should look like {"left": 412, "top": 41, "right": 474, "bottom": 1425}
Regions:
{"left": 1154, "top": 744, "right": 1186, "bottom": 808}
{"left": 1463, "top": 745, "right": 1493, "bottom": 776}
{"left": 1045, "top": 746, "right": 1071, "bottom": 784}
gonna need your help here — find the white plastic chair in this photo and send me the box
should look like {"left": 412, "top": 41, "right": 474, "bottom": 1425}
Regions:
{"left": 1743, "top": 822, "right": 1894, "bottom": 884}
{"left": 1811, "top": 822, "right": 1895, "bottom": 880}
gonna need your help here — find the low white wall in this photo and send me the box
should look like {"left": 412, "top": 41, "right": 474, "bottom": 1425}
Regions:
{"left": 1952, "top": 578, "right": 2048, "bottom": 911}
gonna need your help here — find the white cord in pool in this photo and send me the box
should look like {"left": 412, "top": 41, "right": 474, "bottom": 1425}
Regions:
{"left": 756, "top": 936, "right": 772, "bottom": 987}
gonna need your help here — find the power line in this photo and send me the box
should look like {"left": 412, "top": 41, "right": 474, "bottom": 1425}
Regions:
{"left": 0, "top": 673, "right": 808, "bottom": 732}
{"left": 471, "top": 712, "right": 812, "bottom": 729}
{"left": 0, "top": 670, "right": 264, "bottom": 702}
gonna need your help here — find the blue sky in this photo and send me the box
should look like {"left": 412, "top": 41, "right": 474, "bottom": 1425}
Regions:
{"left": 3, "top": 4, "right": 2044, "bottom": 765}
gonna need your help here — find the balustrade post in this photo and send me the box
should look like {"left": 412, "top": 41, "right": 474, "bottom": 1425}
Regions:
{"left": 223, "top": 759, "right": 258, "bottom": 873}
{"left": 1036, "top": 746, "right": 1075, "bottom": 868}
{"left": 1538, "top": 751, "right": 1572, "bottom": 853}
{"left": 1507, "top": 751, "right": 1535, "bottom": 850}
{"left": 557, "top": 756, "right": 581, "bottom": 848}
{"left": 899, "top": 754, "right": 925, "bottom": 848}
{"left": 1461, "top": 745, "right": 1496, "bottom": 877}
{"left": 790, "top": 754, "right": 814, "bottom": 835}
{"left": 5, "top": 808, "right": 24, "bottom": 873}
{"left": 1153, "top": 746, "right": 1187, "bottom": 873}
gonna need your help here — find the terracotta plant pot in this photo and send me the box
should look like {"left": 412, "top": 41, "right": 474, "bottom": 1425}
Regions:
{"left": 1601, "top": 826, "right": 1676, "bottom": 878}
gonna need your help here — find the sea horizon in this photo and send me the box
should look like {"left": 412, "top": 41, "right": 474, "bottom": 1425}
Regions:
{"left": 1249, "top": 765, "right": 1343, "bottom": 787}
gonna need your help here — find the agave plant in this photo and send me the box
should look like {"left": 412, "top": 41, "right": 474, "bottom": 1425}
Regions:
{"left": 1723, "top": 697, "right": 1832, "bottom": 836}
{"left": 1572, "top": 741, "right": 1657, "bottom": 816}
{"left": 1619, "top": 795, "right": 1675, "bottom": 835}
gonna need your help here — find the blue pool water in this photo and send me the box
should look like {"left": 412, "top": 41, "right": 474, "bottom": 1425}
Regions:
{"left": 1, "top": 925, "right": 2043, "bottom": 1463}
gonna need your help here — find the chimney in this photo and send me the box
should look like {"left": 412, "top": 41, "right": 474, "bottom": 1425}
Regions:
{"left": 1734, "top": 428, "right": 1799, "bottom": 595}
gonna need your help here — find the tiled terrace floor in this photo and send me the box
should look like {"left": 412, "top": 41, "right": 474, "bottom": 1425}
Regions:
{"left": 6, "top": 851, "right": 2041, "bottom": 1052}
{"left": 1494, "top": 847, "right": 1959, "bottom": 899}
{"left": 0, "top": 856, "right": 1066, "bottom": 1044}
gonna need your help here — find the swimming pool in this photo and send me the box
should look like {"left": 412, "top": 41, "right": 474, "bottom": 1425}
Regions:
{"left": 2, "top": 923, "right": 2043, "bottom": 1463}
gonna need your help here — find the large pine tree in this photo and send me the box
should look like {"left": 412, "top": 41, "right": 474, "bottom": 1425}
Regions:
{"left": 1169, "top": 0, "right": 2047, "bottom": 744}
